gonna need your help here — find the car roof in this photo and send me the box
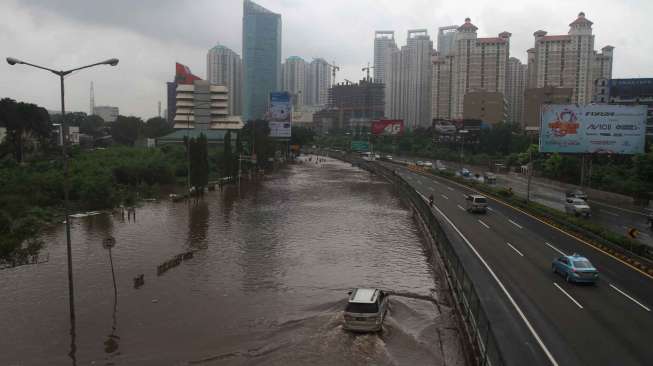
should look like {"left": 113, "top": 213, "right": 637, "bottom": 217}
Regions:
{"left": 349, "top": 288, "right": 379, "bottom": 304}
{"left": 564, "top": 254, "right": 591, "bottom": 262}
{"left": 469, "top": 194, "right": 486, "bottom": 199}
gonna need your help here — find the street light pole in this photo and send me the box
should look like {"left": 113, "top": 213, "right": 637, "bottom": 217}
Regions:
{"left": 6, "top": 57, "right": 118, "bottom": 342}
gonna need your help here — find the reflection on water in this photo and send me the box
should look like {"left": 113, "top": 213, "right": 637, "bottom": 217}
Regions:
{"left": 0, "top": 157, "right": 463, "bottom": 365}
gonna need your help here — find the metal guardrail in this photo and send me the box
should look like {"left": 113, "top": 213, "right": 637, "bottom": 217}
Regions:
{"left": 346, "top": 156, "right": 505, "bottom": 366}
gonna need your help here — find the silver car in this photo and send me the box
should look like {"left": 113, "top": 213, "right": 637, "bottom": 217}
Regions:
{"left": 565, "top": 198, "right": 591, "bottom": 217}
{"left": 343, "top": 288, "right": 389, "bottom": 332}
{"left": 466, "top": 194, "right": 488, "bottom": 213}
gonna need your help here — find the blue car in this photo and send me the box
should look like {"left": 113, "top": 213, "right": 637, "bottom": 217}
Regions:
{"left": 552, "top": 254, "right": 599, "bottom": 284}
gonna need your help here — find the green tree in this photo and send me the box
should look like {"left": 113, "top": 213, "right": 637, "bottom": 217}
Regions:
{"left": 111, "top": 115, "right": 143, "bottom": 146}
{"left": 189, "top": 134, "right": 209, "bottom": 191}
{"left": 0, "top": 98, "right": 51, "bottom": 162}
{"left": 223, "top": 131, "right": 233, "bottom": 177}
{"left": 290, "top": 126, "right": 315, "bottom": 147}
{"left": 144, "top": 117, "right": 173, "bottom": 138}
{"left": 80, "top": 114, "right": 105, "bottom": 138}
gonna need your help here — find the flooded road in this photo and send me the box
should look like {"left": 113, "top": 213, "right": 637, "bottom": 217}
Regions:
{"left": 0, "top": 157, "right": 464, "bottom": 365}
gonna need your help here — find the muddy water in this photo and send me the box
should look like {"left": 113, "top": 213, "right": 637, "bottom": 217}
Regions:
{"left": 0, "top": 157, "right": 464, "bottom": 365}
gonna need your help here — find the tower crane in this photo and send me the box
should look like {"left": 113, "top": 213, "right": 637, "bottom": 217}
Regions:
{"left": 325, "top": 60, "right": 339, "bottom": 85}
{"left": 362, "top": 62, "right": 374, "bottom": 82}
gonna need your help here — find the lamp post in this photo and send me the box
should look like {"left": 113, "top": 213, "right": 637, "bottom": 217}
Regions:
{"left": 6, "top": 56, "right": 119, "bottom": 331}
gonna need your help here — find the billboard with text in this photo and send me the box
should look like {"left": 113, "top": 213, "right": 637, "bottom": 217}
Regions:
{"left": 371, "top": 119, "right": 404, "bottom": 136}
{"left": 268, "top": 92, "right": 291, "bottom": 138}
{"left": 539, "top": 104, "right": 646, "bottom": 155}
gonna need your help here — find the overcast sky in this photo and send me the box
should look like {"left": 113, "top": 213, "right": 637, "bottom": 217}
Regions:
{"left": 1, "top": 0, "right": 651, "bottom": 119}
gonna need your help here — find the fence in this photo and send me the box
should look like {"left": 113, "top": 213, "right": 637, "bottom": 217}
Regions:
{"left": 352, "top": 157, "right": 506, "bottom": 366}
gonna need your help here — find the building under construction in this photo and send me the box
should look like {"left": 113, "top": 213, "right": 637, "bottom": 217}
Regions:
{"left": 313, "top": 79, "right": 385, "bottom": 133}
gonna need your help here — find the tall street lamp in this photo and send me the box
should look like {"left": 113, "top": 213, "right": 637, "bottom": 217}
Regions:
{"left": 6, "top": 57, "right": 119, "bottom": 330}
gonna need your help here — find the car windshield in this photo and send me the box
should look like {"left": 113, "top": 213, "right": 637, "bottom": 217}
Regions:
{"left": 573, "top": 260, "right": 593, "bottom": 269}
{"left": 345, "top": 302, "right": 379, "bottom": 314}
{"left": 475, "top": 198, "right": 487, "bottom": 203}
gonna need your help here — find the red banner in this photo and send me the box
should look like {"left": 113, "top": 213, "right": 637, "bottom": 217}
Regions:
{"left": 371, "top": 120, "right": 404, "bottom": 136}
{"left": 175, "top": 62, "right": 202, "bottom": 84}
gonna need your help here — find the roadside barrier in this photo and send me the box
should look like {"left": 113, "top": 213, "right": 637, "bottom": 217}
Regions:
{"left": 157, "top": 250, "right": 196, "bottom": 276}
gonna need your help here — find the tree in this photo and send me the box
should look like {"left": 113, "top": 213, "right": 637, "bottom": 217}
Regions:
{"left": 111, "top": 115, "right": 143, "bottom": 146}
{"left": 144, "top": 117, "right": 173, "bottom": 138}
{"left": 290, "top": 126, "right": 315, "bottom": 147}
{"left": 80, "top": 114, "right": 105, "bottom": 138}
{"left": 0, "top": 98, "right": 51, "bottom": 162}
{"left": 189, "top": 134, "right": 209, "bottom": 191}
{"left": 223, "top": 131, "right": 233, "bottom": 177}
{"left": 242, "top": 120, "right": 272, "bottom": 168}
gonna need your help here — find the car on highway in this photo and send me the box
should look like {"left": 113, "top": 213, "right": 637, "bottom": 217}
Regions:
{"left": 384, "top": 155, "right": 393, "bottom": 161}
{"left": 552, "top": 254, "right": 599, "bottom": 284}
{"left": 566, "top": 189, "right": 588, "bottom": 201}
{"left": 416, "top": 161, "right": 425, "bottom": 166}
{"left": 465, "top": 194, "right": 488, "bottom": 213}
{"left": 423, "top": 161, "right": 433, "bottom": 168}
{"left": 435, "top": 160, "right": 447, "bottom": 171}
{"left": 483, "top": 172, "right": 497, "bottom": 184}
{"left": 564, "top": 197, "right": 591, "bottom": 217}
{"left": 343, "top": 288, "right": 389, "bottom": 332}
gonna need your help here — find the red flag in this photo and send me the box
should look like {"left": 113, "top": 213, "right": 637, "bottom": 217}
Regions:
{"left": 175, "top": 62, "right": 202, "bottom": 84}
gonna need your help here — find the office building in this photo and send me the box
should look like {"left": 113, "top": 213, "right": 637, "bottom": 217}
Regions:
{"left": 593, "top": 78, "right": 653, "bottom": 136}
{"left": 526, "top": 12, "right": 613, "bottom": 105}
{"left": 93, "top": 106, "right": 119, "bottom": 123}
{"left": 313, "top": 79, "right": 384, "bottom": 132}
{"left": 506, "top": 57, "right": 528, "bottom": 124}
{"left": 207, "top": 44, "right": 243, "bottom": 115}
{"left": 307, "top": 58, "right": 331, "bottom": 107}
{"left": 437, "top": 26, "right": 458, "bottom": 56}
{"left": 282, "top": 56, "right": 308, "bottom": 108}
{"left": 463, "top": 91, "right": 507, "bottom": 125}
{"left": 523, "top": 86, "right": 573, "bottom": 128}
{"left": 373, "top": 31, "right": 398, "bottom": 84}
{"left": 386, "top": 29, "right": 433, "bottom": 129}
{"left": 431, "top": 18, "right": 511, "bottom": 121}
{"left": 242, "top": 0, "right": 282, "bottom": 121}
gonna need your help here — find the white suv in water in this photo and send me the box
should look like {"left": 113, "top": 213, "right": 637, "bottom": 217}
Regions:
{"left": 343, "top": 288, "right": 389, "bottom": 332}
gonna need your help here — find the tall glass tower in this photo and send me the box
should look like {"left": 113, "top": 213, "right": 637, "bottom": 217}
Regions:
{"left": 242, "top": 0, "right": 282, "bottom": 121}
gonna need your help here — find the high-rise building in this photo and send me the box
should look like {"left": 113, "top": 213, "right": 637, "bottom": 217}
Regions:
{"left": 242, "top": 0, "right": 281, "bottom": 121}
{"left": 386, "top": 29, "right": 433, "bottom": 129}
{"left": 523, "top": 86, "right": 573, "bottom": 128}
{"left": 207, "top": 44, "right": 243, "bottom": 115}
{"left": 527, "top": 12, "right": 613, "bottom": 105}
{"left": 431, "top": 18, "right": 511, "bottom": 121}
{"left": 373, "top": 31, "right": 397, "bottom": 83}
{"left": 313, "top": 79, "right": 385, "bottom": 132}
{"left": 506, "top": 57, "right": 528, "bottom": 125}
{"left": 437, "top": 26, "right": 458, "bottom": 56}
{"left": 307, "top": 58, "right": 331, "bottom": 107}
{"left": 594, "top": 78, "right": 653, "bottom": 136}
{"left": 282, "top": 56, "right": 308, "bottom": 109}
{"left": 463, "top": 91, "right": 507, "bottom": 125}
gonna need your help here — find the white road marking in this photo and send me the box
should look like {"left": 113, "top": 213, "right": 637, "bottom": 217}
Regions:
{"left": 478, "top": 220, "right": 491, "bottom": 229}
{"left": 506, "top": 242, "right": 524, "bottom": 257}
{"left": 487, "top": 207, "right": 494, "bottom": 212}
{"left": 441, "top": 194, "right": 449, "bottom": 200}
{"left": 554, "top": 283, "right": 583, "bottom": 309}
{"left": 545, "top": 242, "right": 566, "bottom": 256}
{"left": 457, "top": 205, "right": 465, "bottom": 211}
{"left": 508, "top": 219, "right": 523, "bottom": 229}
{"left": 416, "top": 191, "right": 559, "bottom": 366}
{"left": 462, "top": 194, "right": 468, "bottom": 198}
{"left": 609, "top": 284, "right": 651, "bottom": 312}
{"left": 600, "top": 210, "right": 620, "bottom": 217}
{"left": 447, "top": 186, "right": 454, "bottom": 191}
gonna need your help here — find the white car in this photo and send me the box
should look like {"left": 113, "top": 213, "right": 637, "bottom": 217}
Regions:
{"left": 343, "top": 288, "right": 389, "bottom": 332}
{"left": 564, "top": 198, "right": 591, "bottom": 217}
{"left": 423, "top": 161, "right": 433, "bottom": 168}
{"left": 416, "top": 161, "right": 425, "bottom": 166}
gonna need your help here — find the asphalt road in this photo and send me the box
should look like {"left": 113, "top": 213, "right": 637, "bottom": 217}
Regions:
{"left": 380, "top": 161, "right": 653, "bottom": 366}
{"left": 393, "top": 157, "right": 653, "bottom": 247}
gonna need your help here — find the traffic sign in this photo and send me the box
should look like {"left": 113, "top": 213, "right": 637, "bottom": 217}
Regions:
{"left": 351, "top": 140, "right": 370, "bottom": 152}
{"left": 102, "top": 236, "right": 116, "bottom": 249}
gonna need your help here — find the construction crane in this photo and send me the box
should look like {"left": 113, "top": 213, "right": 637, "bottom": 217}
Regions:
{"left": 326, "top": 60, "right": 339, "bottom": 85}
{"left": 362, "top": 62, "right": 374, "bottom": 82}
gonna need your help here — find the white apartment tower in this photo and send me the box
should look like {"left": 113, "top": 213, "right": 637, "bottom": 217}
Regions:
{"left": 282, "top": 56, "right": 308, "bottom": 108}
{"left": 173, "top": 80, "right": 243, "bottom": 131}
{"left": 206, "top": 44, "right": 243, "bottom": 115}
{"left": 506, "top": 57, "right": 528, "bottom": 124}
{"left": 431, "top": 18, "right": 511, "bottom": 120}
{"left": 527, "top": 12, "right": 613, "bottom": 105}
{"left": 387, "top": 30, "right": 433, "bottom": 129}
{"left": 373, "top": 31, "right": 398, "bottom": 83}
{"left": 307, "top": 58, "right": 331, "bottom": 106}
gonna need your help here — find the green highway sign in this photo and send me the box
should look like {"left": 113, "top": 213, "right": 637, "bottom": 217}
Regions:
{"left": 351, "top": 140, "right": 370, "bottom": 152}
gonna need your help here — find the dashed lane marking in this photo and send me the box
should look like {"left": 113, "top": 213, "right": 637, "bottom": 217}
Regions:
{"left": 554, "top": 283, "right": 583, "bottom": 309}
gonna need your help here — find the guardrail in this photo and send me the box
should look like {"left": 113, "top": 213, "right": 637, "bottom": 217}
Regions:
{"left": 342, "top": 154, "right": 505, "bottom": 366}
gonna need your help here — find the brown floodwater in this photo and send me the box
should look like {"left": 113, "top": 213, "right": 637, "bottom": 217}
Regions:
{"left": 0, "top": 156, "right": 464, "bottom": 365}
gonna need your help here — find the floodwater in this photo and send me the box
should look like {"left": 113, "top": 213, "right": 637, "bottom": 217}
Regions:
{"left": 0, "top": 156, "right": 464, "bottom": 365}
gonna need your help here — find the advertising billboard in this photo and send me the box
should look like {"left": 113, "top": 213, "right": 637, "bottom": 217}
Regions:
{"left": 371, "top": 119, "right": 404, "bottom": 136}
{"left": 539, "top": 104, "right": 647, "bottom": 155}
{"left": 268, "top": 92, "right": 292, "bottom": 138}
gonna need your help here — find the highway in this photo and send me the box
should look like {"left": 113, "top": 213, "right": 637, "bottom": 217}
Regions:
{"left": 380, "top": 161, "right": 653, "bottom": 366}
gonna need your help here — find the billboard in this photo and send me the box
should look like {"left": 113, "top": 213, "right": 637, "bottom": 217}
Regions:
{"left": 268, "top": 92, "right": 291, "bottom": 138}
{"left": 371, "top": 119, "right": 404, "bottom": 136}
{"left": 539, "top": 104, "right": 646, "bottom": 154}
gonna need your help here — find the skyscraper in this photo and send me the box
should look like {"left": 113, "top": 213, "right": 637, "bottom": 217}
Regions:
{"left": 387, "top": 29, "right": 433, "bottom": 129}
{"left": 307, "top": 58, "right": 331, "bottom": 107}
{"left": 506, "top": 57, "right": 528, "bottom": 125}
{"left": 282, "top": 56, "right": 308, "bottom": 109}
{"left": 373, "top": 31, "right": 397, "bottom": 83}
{"left": 527, "top": 12, "right": 613, "bottom": 105}
{"left": 242, "top": 0, "right": 282, "bottom": 121}
{"left": 437, "top": 26, "right": 458, "bottom": 56}
{"left": 207, "top": 44, "right": 243, "bottom": 115}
